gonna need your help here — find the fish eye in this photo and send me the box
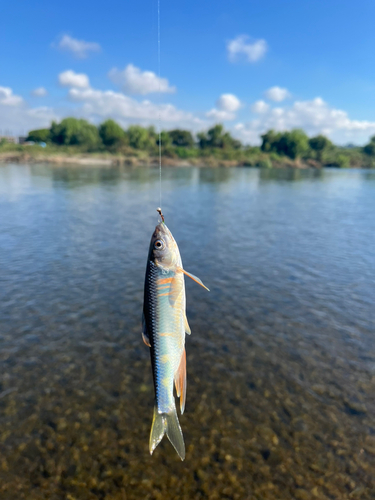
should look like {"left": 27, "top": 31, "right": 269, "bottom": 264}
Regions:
{"left": 154, "top": 239, "right": 165, "bottom": 250}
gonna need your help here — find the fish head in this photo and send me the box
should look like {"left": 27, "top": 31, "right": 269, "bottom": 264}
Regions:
{"left": 149, "top": 222, "right": 181, "bottom": 271}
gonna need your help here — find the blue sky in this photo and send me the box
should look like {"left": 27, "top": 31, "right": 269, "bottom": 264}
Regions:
{"left": 1, "top": 0, "right": 375, "bottom": 144}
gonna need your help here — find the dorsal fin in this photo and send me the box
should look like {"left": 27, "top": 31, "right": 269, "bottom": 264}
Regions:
{"left": 174, "top": 349, "right": 186, "bottom": 414}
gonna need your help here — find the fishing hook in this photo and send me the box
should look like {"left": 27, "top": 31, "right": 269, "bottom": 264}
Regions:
{"left": 156, "top": 207, "right": 165, "bottom": 223}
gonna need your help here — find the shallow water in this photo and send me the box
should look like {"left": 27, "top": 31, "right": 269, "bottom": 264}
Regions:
{"left": 0, "top": 164, "right": 374, "bottom": 500}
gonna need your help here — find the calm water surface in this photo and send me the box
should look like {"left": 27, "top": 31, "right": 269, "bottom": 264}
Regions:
{"left": 0, "top": 164, "right": 374, "bottom": 500}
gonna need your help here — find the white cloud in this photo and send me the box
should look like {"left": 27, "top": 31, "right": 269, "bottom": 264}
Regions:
{"left": 26, "top": 106, "right": 58, "bottom": 124}
{"left": 234, "top": 97, "right": 375, "bottom": 145}
{"left": 67, "top": 87, "right": 198, "bottom": 128}
{"left": 206, "top": 93, "right": 241, "bottom": 121}
{"left": 216, "top": 94, "right": 241, "bottom": 112}
{"left": 5, "top": 77, "right": 375, "bottom": 147}
{"left": 251, "top": 100, "right": 269, "bottom": 113}
{"left": 56, "top": 34, "right": 101, "bottom": 59}
{"left": 227, "top": 35, "right": 267, "bottom": 63}
{"left": 31, "top": 87, "right": 48, "bottom": 97}
{"left": 0, "top": 86, "right": 23, "bottom": 106}
{"left": 58, "top": 70, "right": 90, "bottom": 89}
{"left": 108, "top": 64, "right": 175, "bottom": 95}
{"left": 264, "top": 86, "right": 291, "bottom": 102}
{"left": 0, "top": 86, "right": 57, "bottom": 134}
{"left": 206, "top": 108, "right": 236, "bottom": 121}
{"left": 0, "top": 80, "right": 202, "bottom": 135}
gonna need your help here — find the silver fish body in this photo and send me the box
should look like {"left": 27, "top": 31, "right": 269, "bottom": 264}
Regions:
{"left": 142, "top": 221, "right": 208, "bottom": 460}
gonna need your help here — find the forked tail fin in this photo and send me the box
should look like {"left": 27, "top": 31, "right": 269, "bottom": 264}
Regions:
{"left": 149, "top": 405, "right": 185, "bottom": 460}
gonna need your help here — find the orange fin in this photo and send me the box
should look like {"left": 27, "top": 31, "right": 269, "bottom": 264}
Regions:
{"left": 142, "top": 313, "right": 151, "bottom": 347}
{"left": 174, "top": 349, "right": 187, "bottom": 414}
{"left": 142, "top": 332, "right": 151, "bottom": 347}
{"left": 177, "top": 267, "right": 210, "bottom": 291}
{"left": 184, "top": 314, "right": 191, "bottom": 335}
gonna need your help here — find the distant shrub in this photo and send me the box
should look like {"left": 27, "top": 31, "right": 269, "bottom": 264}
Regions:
{"left": 258, "top": 158, "right": 272, "bottom": 169}
{"left": 50, "top": 118, "right": 100, "bottom": 150}
{"left": 198, "top": 124, "right": 241, "bottom": 149}
{"left": 127, "top": 125, "right": 155, "bottom": 150}
{"left": 309, "top": 134, "right": 333, "bottom": 161}
{"left": 336, "top": 154, "right": 350, "bottom": 168}
{"left": 175, "top": 147, "right": 198, "bottom": 159}
{"left": 99, "top": 119, "right": 125, "bottom": 147}
{"left": 363, "top": 135, "right": 375, "bottom": 156}
{"left": 27, "top": 128, "right": 50, "bottom": 143}
{"left": 168, "top": 129, "right": 194, "bottom": 147}
{"left": 157, "top": 131, "right": 172, "bottom": 147}
{"left": 261, "top": 129, "right": 309, "bottom": 159}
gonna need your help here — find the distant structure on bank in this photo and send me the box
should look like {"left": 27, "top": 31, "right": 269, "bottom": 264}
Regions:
{"left": 0, "top": 136, "right": 27, "bottom": 144}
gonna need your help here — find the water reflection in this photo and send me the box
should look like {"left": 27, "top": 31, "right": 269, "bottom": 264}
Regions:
{"left": 50, "top": 164, "right": 124, "bottom": 187}
{"left": 198, "top": 167, "right": 232, "bottom": 184}
{"left": 363, "top": 169, "right": 375, "bottom": 181}
{"left": 259, "top": 167, "right": 324, "bottom": 182}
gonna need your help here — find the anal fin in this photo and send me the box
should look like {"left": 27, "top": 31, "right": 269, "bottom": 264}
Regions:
{"left": 184, "top": 314, "right": 191, "bottom": 335}
{"left": 142, "top": 313, "right": 151, "bottom": 347}
{"left": 174, "top": 349, "right": 187, "bottom": 414}
{"left": 142, "top": 331, "right": 151, "bottom": 347}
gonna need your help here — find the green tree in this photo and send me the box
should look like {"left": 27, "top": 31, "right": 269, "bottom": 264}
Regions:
{"left": 127, "top": 125, "right": 154, "bottom": 149}
{"left": 168, "top": 129, "right": 194, "bottom": 147}
{"left": 309, "top": 134, "right": 332, "bottom": 152}
{"left": 198, "top": 125, "right": 224, "bottom": 149}
{"left": 309, "top": 134, "right": 333, "bottom": 161}
{"left": 221, "top": 131, "right": 241, "bottom": 149}
{"left": 207, "top": 124, "right": 225, "bottom": 148}
{"left": 197, "top": 131, "right": 208, "bottom": 149}
{"left": 50, "top": 118, "right": 100, "bottom": 149}
{"left": 336, "top": 154, "right": 350, "bottom": 168}
{"left": 156, "top": 131, "right": 172, "bottom": 147}
{"left": 27, "top": 128, "right": 50, "bottom": 143}
{"left": 363, "top": 135, "right": 375, "bottom": 156}
{"left": 261, "top": 129, "right": 309, "bottom": 159}
{"left": 197, "top": 124, "right": 241, "bottom": 149}
{"left": 260, "top": 130, "right": 281, "bottom": 153}
{"left": 147, "top": 126, "right": 157, "bottom": 141}
{"left": 98, "top": 119, "right": 125, "bottom": 147}
{"left": 277, "top": 129, "right": 309, "bottom": 159}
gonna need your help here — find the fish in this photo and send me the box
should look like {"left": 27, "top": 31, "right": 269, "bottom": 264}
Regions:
{"left": 142, "top": 215, "right": 209, "bottom": 460}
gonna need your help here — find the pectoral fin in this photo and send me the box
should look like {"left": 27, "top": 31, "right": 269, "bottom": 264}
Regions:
{"left": 177, "top": 267, "right": 210, "bottom": 291}
{"left": 174, "top": 349, "right": 187, "bottom": 414}
{"left": 142, "top": 313, "right": 151, "bottom": 347}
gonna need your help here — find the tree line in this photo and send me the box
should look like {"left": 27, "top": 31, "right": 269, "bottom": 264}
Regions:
{"left": 27, "top": 119, "right": 243, "bottom": 154}
{"left": 26, "top": 117, "right": 375, "bottom": 164}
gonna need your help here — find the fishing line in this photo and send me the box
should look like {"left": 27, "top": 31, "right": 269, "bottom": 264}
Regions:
{"left": 157, "top": 0, "right": 162, "bottom": 212}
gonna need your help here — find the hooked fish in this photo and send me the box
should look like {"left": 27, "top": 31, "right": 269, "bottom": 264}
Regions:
{"left": 142, "top": 212, "right": 209, "bottom": 460}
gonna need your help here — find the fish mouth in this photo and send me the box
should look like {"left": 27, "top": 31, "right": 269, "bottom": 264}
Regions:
{"left": 154, "top": 222, "right": 171, "bottom": 239}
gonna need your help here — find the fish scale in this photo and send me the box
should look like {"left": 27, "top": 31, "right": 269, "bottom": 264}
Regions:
{"left": 150, "top": 265, "right": 183, "bottom": 412}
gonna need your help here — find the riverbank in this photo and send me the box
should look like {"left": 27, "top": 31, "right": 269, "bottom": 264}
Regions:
{"left": 0, "top": 150, "right": 327, "bottom": 169}
{"left": 5, "top": 119, "right": 373, "bottom": 169}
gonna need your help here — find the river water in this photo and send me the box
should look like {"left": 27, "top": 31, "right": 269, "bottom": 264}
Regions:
{"left": 0, "top": 164, "right": 374, "bottom": 500}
